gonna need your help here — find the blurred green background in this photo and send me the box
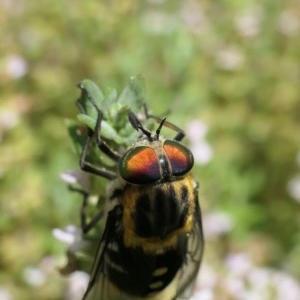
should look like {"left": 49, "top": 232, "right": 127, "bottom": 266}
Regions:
{"left": 1, "top": 0, "right": 300, "bottom": 299}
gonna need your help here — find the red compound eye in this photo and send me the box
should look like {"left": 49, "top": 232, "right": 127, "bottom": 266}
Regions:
{"left": 163, "top": 140, "right": 194, "bottom": 176}
{"left": 119, "top": 146, "right": 160, "bottom": 184}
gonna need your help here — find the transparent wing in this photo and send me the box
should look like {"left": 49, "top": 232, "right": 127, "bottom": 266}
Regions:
{"left": 82, "top": 206, "right": 122, "bottom": 300}
{"left": 82, "top": 227, "right": 109, "bottom": 300}
{"left": 176, "top": 187, "right": 204, "bottom": 300}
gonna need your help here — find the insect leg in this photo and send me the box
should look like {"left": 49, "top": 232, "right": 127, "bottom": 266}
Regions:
{"left": 79, "top": 128, "right": 117, "bottom": 179}
{"left": 69, "top": 185, "right": 105, "bottom": 235}
{"left": 78, "top": 86, "right": 121, "bottom": 161}
{"left": 92, "top": 105, "right": 121, "bottom": 161}
{"left": 77, "top": 86, "right": 121, "bottom": 177}
{"left": 143, "top": 104, "right": 185, "bottom": 141}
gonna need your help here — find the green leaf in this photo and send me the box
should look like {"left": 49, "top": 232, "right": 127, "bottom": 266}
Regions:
{"left": 77, "top": 114, "right": 130, "bottom": 145}
{"left": 118, "top": 74, "right": 146, "bottom": 113}
{"left": 77, "top": 79, "right": 107, "bottom": 119}
{"left": 77, "top": 114, "right": 96, "bottom": 130}
{"left": 64, "top": 118, "right": 86, "bottom": 156}
{"left": 104, "top": 86, "right": 118, "bottom": 106}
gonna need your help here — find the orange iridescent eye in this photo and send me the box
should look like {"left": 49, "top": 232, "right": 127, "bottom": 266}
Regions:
{"left": 119, "top": 146, "right": 160, "bottom": 184}
{"left": 163, "top": 140, "right": 194, "bottom": 176}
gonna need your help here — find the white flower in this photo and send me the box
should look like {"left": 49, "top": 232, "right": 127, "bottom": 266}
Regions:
{"left": 195, "top": 263, "right": 218, "bottom": 290}
{"left": 287, "top": 176, "right": 300, "bottom": 203}
{"left": 60, "top": 171, "right": 90, "bottom": 189}
{"left": 235, "top": 6, "right": 262, "bottom": 37}
{"left": 190, "top": 142, "right": 213, "bottom": 166}
{"left": 215, "top": 46, "right": 244, "bottom": 71}
{"left": 52, "top": 225, "right": 80, "bottom": 245}
{"left": 0, "top": 110, "right": 20, "bottom": 131}
{"left": 224, "top": 274, "right": 245, "bottom": 297}
{"left": 180, "top": 0, "right": 208, "bottom": 35}
{"left": 247, "top": 268, "right": 272, "bottom": 294}
{"left": 65, "top": 271, "right": 89, "bottom": 300}
{"left": 203, "top": 211, "right": 233, "bottom": 239}
{"left": 5, "top": 54, "right": 28, "bottom": 78}
{"left": 0, "top": 288, "right": 12, "bottom": 300}
{"left": 272, "top": 271, "right": 300, "bottom": 300}
{"left": 186, "top": 120, "right": 213, "bottom": 165}
{"left": 189, "top": 288, "right": 214, "bottom": 300}
{"left": 225, "top": 253, "right": 253, "bottom": 277}
{"left": 23, "top": 267, "right": 46, "bottom": 287}
{"left": 140, "top": 11, "right": 176, "bottom": 35}
{"left": 186, "top": 121, "right": 208, "bottom": 143}
{"left": 277, "top": 11, "right": 299, "bottom": 36}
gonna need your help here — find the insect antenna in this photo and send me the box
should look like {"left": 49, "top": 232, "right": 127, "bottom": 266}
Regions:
{"left": 154, "top": 117, "right": 167, "bottom": 140}
{"left": 128, "top": 111, "right": 153, "bottom": 141}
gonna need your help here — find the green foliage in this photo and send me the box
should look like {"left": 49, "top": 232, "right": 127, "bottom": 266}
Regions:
{"left": 75, "top": 76, "right": 148, "bottom": 145}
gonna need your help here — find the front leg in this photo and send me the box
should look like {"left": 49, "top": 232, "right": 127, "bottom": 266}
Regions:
{"left": 79, "top": 127, "right": 117, "bottom": 180}
{"left": 92, "top": 103, "right": 121, "bottom": 162}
